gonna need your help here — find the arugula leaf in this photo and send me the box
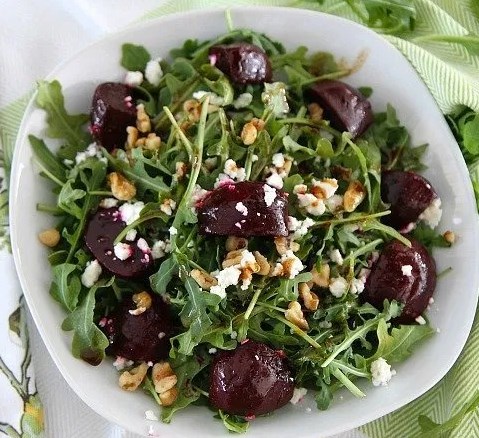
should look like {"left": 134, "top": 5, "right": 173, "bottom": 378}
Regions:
{"left": 411, "top": 223, "right": 450, "bottom": 250}
{"left": 29, "top": 135, "right": 66, "bottom": 185}
{"left": 150, "top": 256, "right": 179, "bottom": 296}
{"left": 371, "top": 319, "right": 435, "bottom": 363}
{"left": 275, "top": 272, "right": 313, "bottom": 304}
{"left": 36, "top": 80, "right": 89, "bottom": 147}
{"left": 218, "top": 410, "right": 249, "bottom": 433}
{"left": 49, "top": 263, "right": 82, "bottom": 312}
{"left": 61, "top": 278, "right": 113, "bottom": 365}
{"left": 172, "top": 275, "right": 221, "bottom": 356}
{"left": 121, "top": 43, "right": 151, "bottom": 71}
{"left": 57, "top": 181, "right": 86, "bottom": 219}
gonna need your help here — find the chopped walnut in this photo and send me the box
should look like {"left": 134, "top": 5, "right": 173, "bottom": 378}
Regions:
{"left": 38, "top": 228, "right": 60, "bottom": 247}
{"left": 152, "top": 362, "right": 178, "bottom": 406}
{"left": 175, "top": 161, "right": 187, "bottom": 180}
{"left": 225, "top": 236, "right": 248, "bottom": 252}
{"left": 274, "top": 236, "right": 300, "bottom": 256}
{"left": 299, "top": 283, "right": 319, "bottom": 311}
{"left": 250, "top": 117, "right": 265, "bottom": 132}
{"left": 310, "top": 263, "right": 330, "bottom": 288}
{"left": 132, "top": 291, "right": 152, "bottom": 314}
{"left": 308, "top": 102, "right": 324, "bottom": 123}
{"left": 119, "top": 362, "right": 149, "bottom": 391}
{"left": 254, "top": 251, "right": 270, "bottom": 276}
{"left": 285, "top": 301, "right": 309, "bottom": 330}
{"left": 183, "top": 99, "right": 201, "bottom": 122}
{"left": 190, "top": 269, "right": 218, "bottom": 290}
{"left": 443, "top": 230, "right": 455, "bottom": 244}
{"left": 108, "top": 172, "right": 136, "bottom": 201}
{"left": 241, "top": 121, "right": 258, "bottom": 145}
{"left": 136, "top": 104, "right": 151, "bottom": 133}
{"left": 126, "top": 126, "right": 139, "bottom": 149}
{"left": 343, "top": 180, "right": 366, "bottom": 212}
{"left": 144, "top": 133, "right": 161, "bottom": 151}
{"left": 311, "top": 178, "right": 338, "bottom": 200}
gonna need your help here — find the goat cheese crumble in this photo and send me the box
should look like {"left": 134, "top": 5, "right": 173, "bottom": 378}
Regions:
{"left": 81, "top": 260, "right": 102, "bottom": 288}
{"left": 370, "top": 357, "right": 396, "bottom": 386}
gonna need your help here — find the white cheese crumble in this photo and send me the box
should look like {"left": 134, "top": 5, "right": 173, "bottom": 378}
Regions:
{"left": 312, "top": 178, "right": 338, "bottom": 199}
{"left": 144, "top": 410, "right": 159, "bottom": 421}
{"left": 81, "top": 260, "right": 102, "bottom": 288}
{"left": 224, "top": 159, "right": 246, "bottom": 181}
{"left": 112, "top": 356, "right": 134, "bottom": 371}
{"left": 169, "top": 226, "right": 178, "bottom": 236}
{"left": 208, "top": 348, "right": 217, "bottom": 354}
{"left": 119, "top": 201, "right": 144, "bottom": 225}
{"left": 329, "top": 249, "right": 344, "bottom": 266}
{"left": 318, "top": 321, "right": 333, "bottom": 329}
{"left": 290, "top": 387, "right": 308, "bottom": 405}
{"left": 401, "top": 264, "right": 413, "bottom": 276}
{"left": 124, "top": 71, "right": 143, "bottom": 87}
{"left": 272, "top": 152, "right": 285, "bottom": 168}
{"left": 191, "top": 184, "right": 209, "bottom": 205}
{"left": 370, "top": 357, "right": 396, "bottom": 386}
{"left": 329, "top": 276, "right": 349, "bottom": 298}
{"left": 266, "top": 171, "right": 284, "bottom": 189}
{"left": 325, "top": 194, "right": 344, "bottom": 212}
{"left": 230, "top": 331, "right": 238, "bottom": 339}
{"left": 145, "top": 58, "right": 163, "bottom": 86}
{"left": 263, "top": 184, "right": 277, "bottom": 207}
{"left": 415, "top": 315, "right": 426, "bottom": 325}
{"left": 114, "top": 242, "right": 132, "bottom": 261}
{"left": 151, "top": 240, "right": 171, "bottom": 259}
{"left": 419, "top": 198, "right": 442, "bottom": 228}
{"left": 280, "top": 250, "right": 304, "bottom": 279}
{"left": 137, "top": 238, "right": 150, "bottom": 253}
{"left": 235, "top": 202, "right": 248, "bottom": 216}
{"left": 350, "top": 277, "right": 366, "bottom": 295}
{"left": 288, "top": 216, "right": 315, "bottom": 240}
{"left": 233, "top": 92, "right": 253, "bottom": 109}
{"left": 125, "top": 229, "right": 137, "bottom": 241}
{"left": 99, "top": 197, "right": 118, "bottom": 209}
{"left": 293, "top": 184, "right": 308, "bottom": 195}
{"left": 297, "top": 193, "right": 326, "bottom": 216}
{"left": 160, "top": 198, "right": 176, "bottom": 216}
{"left": 75, "top": 142, "right": 104, "bottom": 165}
{"left": 210, "top": 266, "right": 242, "bottom": 299}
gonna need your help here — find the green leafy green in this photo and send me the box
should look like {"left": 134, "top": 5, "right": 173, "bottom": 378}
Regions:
{"left": 218, "top": 410, "right": 249, "bottom": 433}
{"left": 36, "top": 80, "right": 89, "bottom": 147}
{"left": 121, "top": 43, "right": 151, "bottom": 71}
{"left": 49, "top": 263, "right": 82, "bottom": 312}
{"left": 61, "top": 278, "right": 113, "bottom": 365}
{"left": 29, "top": 135, "right": 66, "bottom": 185}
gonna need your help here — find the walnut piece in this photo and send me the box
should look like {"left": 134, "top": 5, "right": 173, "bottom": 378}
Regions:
{"left": 343, "top": 180, "right": 365, "bottom": 212}
{"left": 190, "top": 269, "right": 218, "bottom": 290}
{"left": 254, "top": 251, "right": 270, "bottom": 276}
{"left": 152, "top": 361, "right": 178, "bottom": 406}
{"left": 132, "top": 291, "right": 152, "bottom": 314}
{"left": 310, "top": 263, "right": 330, "bottom": 288}
{"left": 108, "top": 172, "right": 136, "bottom": 201}
{"left": 299, "top": 283, "right": 319, "bottom": 311}
{"left": 225, "top": 236, "right": 248, "bottom": 252}
{"left": 118, "top": 362, "right": 149, "bottom": 391}
{"left": 285, "top": 301, "right": 309, "bottom": 330}
{"left": 241, "top": 122, "right": 258, "bottom": 145}
{"left": 136, "top": 103, "right": 151, "bottom": 133}
{"left": 38, "top": 228, "right": 60, "bottom": 247}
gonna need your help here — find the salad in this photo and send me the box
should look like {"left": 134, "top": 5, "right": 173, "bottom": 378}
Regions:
{"left": 31, "top": 26, "right": 453, "bottom": 432}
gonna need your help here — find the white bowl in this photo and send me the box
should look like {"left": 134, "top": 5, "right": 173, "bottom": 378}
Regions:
{"left": 10, "top": 6, "right": 479, "bottom": 438}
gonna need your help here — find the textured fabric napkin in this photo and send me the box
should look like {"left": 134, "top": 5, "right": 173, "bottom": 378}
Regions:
{"left": 1, "top": 1, "right": 478, "bottom": 437}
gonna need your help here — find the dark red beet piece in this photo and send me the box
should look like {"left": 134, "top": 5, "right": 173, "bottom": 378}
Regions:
{"left": 84, "top": 207, "right": 153, "bottom": 278}
{"left": 381, "top": 170, "right": 438, "bottom": 231}
{"left": 209, "top": 341, "right": 294, "bottom": 416}
{"left": 307, "top": 79, "right": 373, "bottom": 138}
{"left": 363, "top": 239, "right": 436, "bottom": 324}
{"left": 197, "top": 181, "right": 288, "bottom": 237}
{"left": 90, "top": 82, "right": 137, "bottom": 151}
{"left": 209, "top": 43, "right": 272, "bottom": 85}
{"left": 101, "top": 294, "right": 174, "bottom": 362}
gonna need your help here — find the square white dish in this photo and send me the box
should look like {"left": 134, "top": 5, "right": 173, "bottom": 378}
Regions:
{"left": 9, "top": 6, "right": 479, "bottom": 437}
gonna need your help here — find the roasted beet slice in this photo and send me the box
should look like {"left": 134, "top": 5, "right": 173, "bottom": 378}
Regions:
{"left": 363, "top": 239, "right": 436, "bottom": 324}
{"left": 101, "top": 294, "right": 174, "bottom": 362}
{"left": 197, "top": 181, "right": 288, "bottom": 237}
{"left": 209, "top": 43, "right": 272, "bottom": 85}
{"left": 90, "top": 82, "right": 137, "bottom": 151}
{"left": 84, "top": 207, "right": 153, "bottom": 278}
{"left": 307, "top": 79, "right": 373, "bottom": 138}
{"left": 381, "top": 170, "right": 438, "bottom": 231}
{"left": 209, "top": 341, "right": 294, "bottom": 416}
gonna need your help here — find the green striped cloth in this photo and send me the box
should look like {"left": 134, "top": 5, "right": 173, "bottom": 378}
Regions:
{"left": 0, "top": 1, "right": 478, "bottom": 437}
